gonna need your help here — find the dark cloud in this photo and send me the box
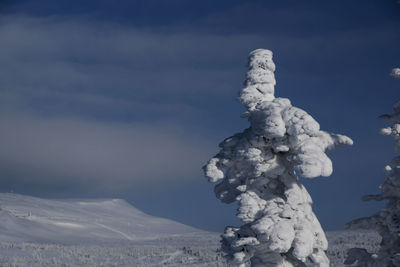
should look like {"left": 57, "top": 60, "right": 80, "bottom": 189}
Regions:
{"left": 0, "top": 15, "right": 398, "bottom": 194}
{"left": 2, "top": 0, "right": 399, "bottom": 35}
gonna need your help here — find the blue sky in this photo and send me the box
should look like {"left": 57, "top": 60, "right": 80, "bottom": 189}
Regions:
{"left": 0, "top": 0, "right": 399, "bottom": 232}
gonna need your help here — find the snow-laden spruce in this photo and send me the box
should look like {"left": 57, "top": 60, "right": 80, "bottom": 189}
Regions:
{"left": 346, "top": 68, "right": 400, "bottom": 267}
{"left": 203, "top": 49, "right": 353, "bottom": 267}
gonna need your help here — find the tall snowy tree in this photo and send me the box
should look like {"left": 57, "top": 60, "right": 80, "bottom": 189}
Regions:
{"left": 346, "top": 68, "right": 400, "bottom": 267}
{"left": 203, "top": 49, "right": 353, "bottom": 267}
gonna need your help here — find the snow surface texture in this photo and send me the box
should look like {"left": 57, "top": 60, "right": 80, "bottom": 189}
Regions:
{"left": 0, "top": 193, "right": 200, "bottom": 244}
{"left": 346, "top": 68, "right": 400, "bottom": 267}
{"left": 0, "top": 193, "right": 381, "bottom": 266}
{"left": 0, "top": 236, "right": 226, "bottom": 267}
{"left": 204, "top": 49, "right": 353, "bottom": 267}
{"left": 0, "top": 230, "right": 381, "bottom": 267}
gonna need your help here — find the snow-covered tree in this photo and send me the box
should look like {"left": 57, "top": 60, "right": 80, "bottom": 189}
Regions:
{"left": 203, "top": 49, "right": 353, "bottom": 267}
{"left": 346, "top": 68, "right": 400, "bottom": 267}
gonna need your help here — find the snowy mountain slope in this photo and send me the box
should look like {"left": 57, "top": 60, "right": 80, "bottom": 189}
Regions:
{"left": 0, "top": 193, "right": 202, "bottom": 244}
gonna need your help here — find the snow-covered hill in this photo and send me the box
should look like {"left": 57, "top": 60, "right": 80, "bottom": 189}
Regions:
{"left": 0, "top": 193, "right": 201, "bottom": 244}
{"left": 0, "top": 193, "right": 381, "bottom": 266}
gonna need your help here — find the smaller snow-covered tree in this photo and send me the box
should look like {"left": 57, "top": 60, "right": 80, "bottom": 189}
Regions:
{"left": 204, "top": 49, "right": 353, "bottom": 266}
{"left": 346, "top": 68, "right": 400, "bottom": 267}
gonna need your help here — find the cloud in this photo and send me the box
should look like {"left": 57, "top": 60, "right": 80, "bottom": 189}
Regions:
{"left": 0, "top": 16, "right": 248, "bottom": 196}
{"left": 0, "top": 16, "right": 250, "bottom": 122}
{"left": 0, "top": 15, "right": 394, "bottom": 102}
{"left": 0, "top": 112, "right": 214, "bottom": 194}
{"left": 0, "top": 14, "right": 397, "bottom": 197}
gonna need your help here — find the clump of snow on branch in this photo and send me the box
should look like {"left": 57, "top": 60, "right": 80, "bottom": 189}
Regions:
{"left": 346, "top": 68, "right": 400, "bottom": 267}
{"left": 391, "top": 68, "right": 400, "bottom": 80}
{"left": 204, "top": 49, "right": 352, "bottom": 267}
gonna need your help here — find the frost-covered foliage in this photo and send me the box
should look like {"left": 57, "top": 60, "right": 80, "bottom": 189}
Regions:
{"left": 346, "top": 68, "right": 400, "bottom": 267}
{"left": 0, "top": 238, "right": 225, "bottom": 267}
{"left": 327, "top": 231, "right": 380, "bottom": 267}
{"left": 204, "top": 49, "right": 353, "bottom": 267}
{"left": 0, "top": 230, "right": 380, "bottom": 267}
{"left": 391, "top": 68, "right": 400, "bottom": 80}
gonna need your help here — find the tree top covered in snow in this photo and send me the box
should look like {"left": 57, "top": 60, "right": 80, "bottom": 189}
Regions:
{"left": 205, "top": 49, "right": 353, "bottom": 185}
{"left": 204, "top": 49, "right": 352, "bottom": 266}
